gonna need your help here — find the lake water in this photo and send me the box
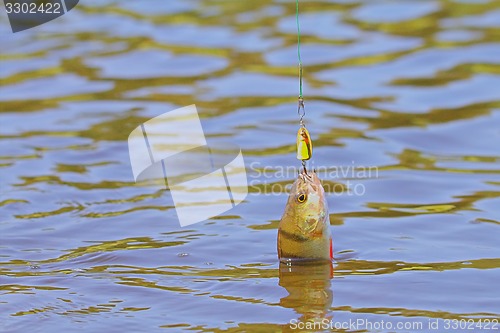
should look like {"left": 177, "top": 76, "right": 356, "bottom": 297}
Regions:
{"left": 1, "top": 0, "right": 499, "bottom": 332}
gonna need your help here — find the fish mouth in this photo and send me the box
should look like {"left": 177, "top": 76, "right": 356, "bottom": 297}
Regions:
{"left": 298, "top": 169, "right": 321, "bottom": 191}
{"left": 298, "top": 169, "right": 315, "bottom": 182}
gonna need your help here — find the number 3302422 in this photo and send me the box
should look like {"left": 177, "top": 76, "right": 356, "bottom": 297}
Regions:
{"left": 5, "top": 2, "right": 62, "bottom": 14}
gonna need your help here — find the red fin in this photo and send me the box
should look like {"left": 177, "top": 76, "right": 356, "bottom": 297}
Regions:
{"left": 329, "top": 237, "right": 333, "bottom": 259}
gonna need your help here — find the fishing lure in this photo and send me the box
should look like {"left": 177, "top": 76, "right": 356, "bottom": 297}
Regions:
{"left": 296, "top": 126, "right": 312, "bottom": 161}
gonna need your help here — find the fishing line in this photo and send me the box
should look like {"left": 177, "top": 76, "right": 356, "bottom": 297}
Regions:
{"left": 296, "top": 0, "right": 305, "bottom": 124}
{"left": 296, "top": 0, "right": 303, "bottom": 99}
{"left": 295, "top": 0, "right": 311, "bottom": 174}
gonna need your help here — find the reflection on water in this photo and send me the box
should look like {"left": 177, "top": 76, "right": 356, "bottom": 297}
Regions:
{"left": 1, "top": 0, "right": 500, "bottom": 331}
{"left": 279, "top": 262, "right": 334, "bottom": 329}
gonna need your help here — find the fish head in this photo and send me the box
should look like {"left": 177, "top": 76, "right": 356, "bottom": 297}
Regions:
{"left": 285, "top": 169, "right": 329, "bottom": 234}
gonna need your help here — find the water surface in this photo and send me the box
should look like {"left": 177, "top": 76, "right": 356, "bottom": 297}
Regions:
{"left": 1, "top": 0, "right": 499, "bottom": 332}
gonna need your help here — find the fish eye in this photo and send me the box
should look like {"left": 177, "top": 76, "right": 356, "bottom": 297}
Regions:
{"left": 297, "top": 193, "right": 307, "bottom": 203}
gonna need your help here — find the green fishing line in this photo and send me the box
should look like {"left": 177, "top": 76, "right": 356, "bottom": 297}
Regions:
{"left": 296, "top": 0, "right": 303, "bottom": 98}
